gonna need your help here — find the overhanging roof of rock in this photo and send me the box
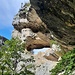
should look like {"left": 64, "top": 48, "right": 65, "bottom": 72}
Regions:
{"left": 12, "top": 5, "right": 49, "bottom": 33}
{"left": 30, "top": 0, "right": 75, "bottom": 45}
{"left": 13, "top": 22, "right": 48, "bottom": 33}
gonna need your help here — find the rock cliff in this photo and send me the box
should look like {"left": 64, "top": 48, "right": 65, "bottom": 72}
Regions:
{"left": 30, "top": 0, "right": 75, "bottom": 46}
{"left": 12, "top": 0, "right": 75, "bottom": 50}
{"left": 12, "top": 3, "right": 50, "bottom": 51}
{"left": 11, "top": 1, "right": 75, "bottom": 74}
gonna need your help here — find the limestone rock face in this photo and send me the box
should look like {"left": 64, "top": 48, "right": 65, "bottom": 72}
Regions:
{"left": 12, "top": 3, "right": 50, "bottom": 50}
{"left": 30, "top": 0, "right": 75, "bottom": 45}
{"left": 12, "top": 3, "right": 48, "bottom": 33}
{"left": 12, "top": 28, "right": 36, "bottom": 43}
{"left": 27, "top": 7, "right": 42, "bottom": 23}
{"left": 12, "top": 29, "right": 21, "bottom": 39}
{"left": 26, "top": 32, "right": 50, "bottom": 51}
{"left": 33, "top": 49, "right": 57, "bottom": 75}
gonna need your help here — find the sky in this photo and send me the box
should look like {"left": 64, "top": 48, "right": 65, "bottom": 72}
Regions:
{"left": 0, "top": 0, "right": 29, "bottom": 39}
{"left": 33, "top": 48, "right": 50, "bottom": 54}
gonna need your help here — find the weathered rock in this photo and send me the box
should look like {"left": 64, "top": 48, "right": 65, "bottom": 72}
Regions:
{"left": 12, "top": 29, "right": 21, "bottom": 39}
{"left": 12, "top": 4, "right": 48, "bottom": 33}
{"left": 12, "top": 28, "right": 37, "bottom": 43}
{"left": 0, "top": 36, "right": 8, "bottom": 46}
{"left": 30, "top": 0, "right": 75, "bottom": 46}
{"left": 27, "top": 7, "right": 41, "bottom": 23}
{"left": 26, "top": 32, "right": 50, "bottom": 51}
{"left": 44, "top": 54, "right": 58, "bottom": 61}
{"left": 26, "top": 34, "right": 50, "bottom": 51}
{"left": 33, "top": 49, "right": 57, "bottom": 75}
{"left": 37, "top": 32, "right": 50, "bottom": 42}
{"left": 15, "top": 21, "right": 48, "bottom": 33}
{"left": 35, "top": 61, "right": 57, "bottom": 75}
{"left": 12, "top": 28, "right": 50, "bottom": 51}
{"left": 44, "top": 48, "right": 60, "bottom": 61}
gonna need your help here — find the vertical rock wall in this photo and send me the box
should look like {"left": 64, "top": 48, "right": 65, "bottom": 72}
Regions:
{"left": 30, "top": 0, "right": 75, "bottom": 46}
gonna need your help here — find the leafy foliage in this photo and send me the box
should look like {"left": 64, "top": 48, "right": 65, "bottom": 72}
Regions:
{"left": 25, "top": 3, "right": 30, "bottom": 7}
{"left": 50, "top": 40, "right": 57, "bottom": 46}
{"left": 0, "top": 38, "right": 35, "bottom": 75}
{"left": 50, "top": 48, "right": 75, "bottom": 75}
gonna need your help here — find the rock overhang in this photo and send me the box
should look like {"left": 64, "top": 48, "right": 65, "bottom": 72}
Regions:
{"left": 30, "top": 0, "right": 75, "bottom": 46}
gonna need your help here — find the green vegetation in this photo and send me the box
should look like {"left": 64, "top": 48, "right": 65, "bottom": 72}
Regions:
{"left": 50, "top": 40, "right": 57, "bottom": 46}
{"left": 0, "top": 38, "right": 34, "bottom": 75}
{"left": 26, "top": 64, "right": 35, "bottom": 69}
{"left": 50, "top": 48, "right": 75, "bottom": 75}
{"left": 25, "top": 3, "right": 30, "bottom": 7}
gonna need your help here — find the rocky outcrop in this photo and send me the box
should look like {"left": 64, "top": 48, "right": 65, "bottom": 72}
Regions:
{"left": 12, "top": 3, "right": 50, "bottom": 50}
{"left": 12, "top": 4, "right": 48, "bottom": 33}
{"left": 26, "top": 32, "right": 50, "bottom": 51}
{"left": 30, "top": 0, "right": 75, "bottom": 46}
{"left": 12, "top": 29, "right": 21, "bottom": 39}
{"left": 0, "top": 36, "right": 8, "bottom": 46}
{"left": 33, "top": 49, "right": 57, "bottom": 75}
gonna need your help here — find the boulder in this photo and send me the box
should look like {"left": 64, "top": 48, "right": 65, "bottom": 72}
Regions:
{"left": 12, "top": 4, "right": 48, "bottom": 33}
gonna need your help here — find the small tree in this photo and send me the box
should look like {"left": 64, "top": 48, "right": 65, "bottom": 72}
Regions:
{"left": 0, "top": 38, "right": 34, "bottom": 75}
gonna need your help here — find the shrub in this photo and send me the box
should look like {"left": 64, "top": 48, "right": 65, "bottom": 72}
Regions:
{"left": 0, "top": 38, "right": 34, "bottom": 75}
{"left": 50, "top": 48, "right": 75, "bottom": 75}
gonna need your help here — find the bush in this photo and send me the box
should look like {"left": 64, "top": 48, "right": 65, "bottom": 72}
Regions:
{"left": 50, "top": 48, "right": 75, "bottom": 75}
{"left": 0, "top": 38, "right": 34, "bottom": 75}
